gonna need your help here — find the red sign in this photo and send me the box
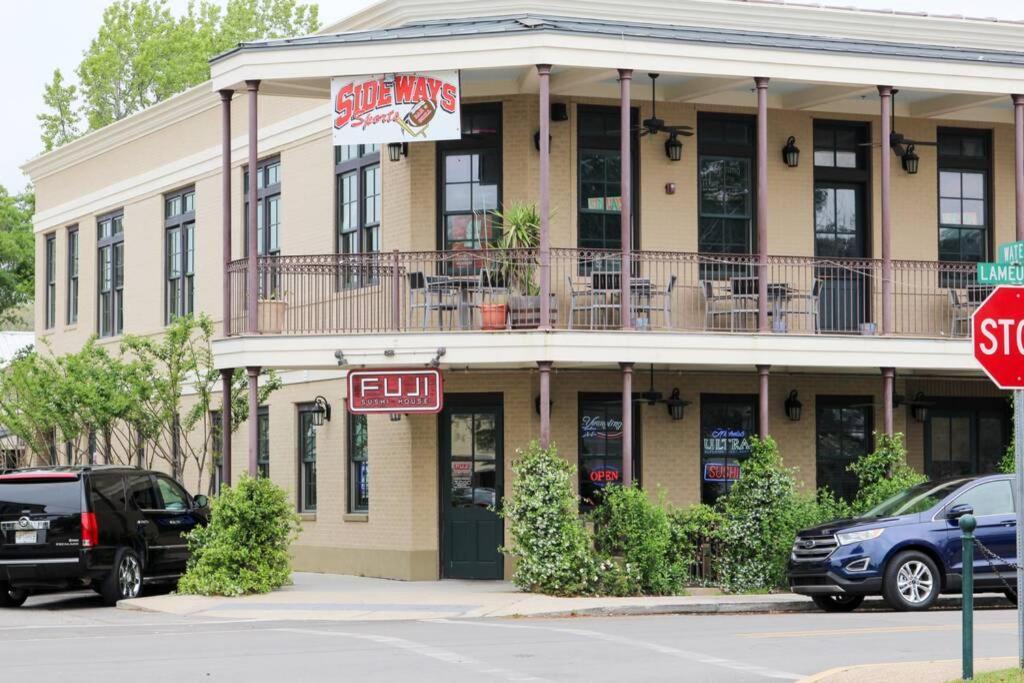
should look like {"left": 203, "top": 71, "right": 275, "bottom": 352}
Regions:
{"left": 973, "top": 286, "right": 1024, "bottom": 389}
{"left": 703, "top": 463, "right": 741, "bottom": 482}
{"left": 347, "top": 368, "right": 443, "bottom": 414}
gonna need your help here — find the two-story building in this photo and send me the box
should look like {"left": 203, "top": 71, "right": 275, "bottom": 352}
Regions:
{"left": 24, "top": 0, "right": 1023, "bottom": 581}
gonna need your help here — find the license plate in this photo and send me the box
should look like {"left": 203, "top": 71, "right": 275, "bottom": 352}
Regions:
{"left": 14, "top": 530, "right": 37, "bottom": 544}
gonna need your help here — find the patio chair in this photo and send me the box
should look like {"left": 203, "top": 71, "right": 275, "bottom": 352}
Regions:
{"left": 727, "top": 277, "right": 760, "bottom": 330}
{"left": 591, "top": 271, "right": 621, "bottom": 328}
{"left": 640, "top": 274, "right": 677, "bottom": 329}
{"left": 567, "top": 276, "right": 596, "bottom": 329}
{"left": 949, "top": 289, "right": 975, "bottom": 338}
{"left": 408, "top": 272, "right": 458, "bottom": 330}
{"left": 781, "top": 279, "right": 822, "bottom": 334}
{"left": 700, "top": 280, "right": 737, "bottom": 331}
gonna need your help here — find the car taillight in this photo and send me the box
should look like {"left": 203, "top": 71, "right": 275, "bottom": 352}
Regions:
{"left": 80, "top": 512, "right": 98, "bottom": 548}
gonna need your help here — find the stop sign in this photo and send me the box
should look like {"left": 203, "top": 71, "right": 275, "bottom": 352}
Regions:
{"left": 973, "top": 285, "right": 1024, "bottom": 389}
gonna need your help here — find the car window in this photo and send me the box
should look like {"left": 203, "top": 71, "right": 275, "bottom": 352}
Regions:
{"left": 126, "top": 475, "right": 158, "bottom": 510}
{"left": 865, "top": 479, "right": 967, "bottom": 517}
{"left": 949, "top": 480, "right": 1015, "bottom": 517}
{"left": 155, "top": 476, "right": 190, "bottom": 511}
{"left": 90, "top": 474, "right": 126, "bottom": 515}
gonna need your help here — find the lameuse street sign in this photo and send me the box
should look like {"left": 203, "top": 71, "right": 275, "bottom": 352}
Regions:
{"left": 972, "top": 285, "right": 1024, "bottom": 389}
{"left": 976, "top": 239, "right": 1024, "bottom": 285}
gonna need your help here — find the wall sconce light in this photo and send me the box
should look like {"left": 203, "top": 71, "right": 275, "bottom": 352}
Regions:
{"left": 311, "top": 396, "right": 332, "bottom": 426}
{"left": 784, "top": 390, "right": 803, "bottom": 422}
{"left": 535, "top": 395, "right": 554, "bottom": 415}
{"left": 665, "top": 388, "right": 690, "bottom": 421}
{"left": 910, "top": 391, "right": 930, "bottom": 423}
{"left": 664, "top": 134, "right": 683, "bottom": 162}
{"left": 533, "top": 131, "right": 552, "bottom": 152}
{"left": 387, "top": 142, "right": 408, "bottom": 162}
{"left": 901, "top": 144, "right": 919, "bottom": 175}
{"left": 782, "top": 136, "right": 800, "bottom": 168}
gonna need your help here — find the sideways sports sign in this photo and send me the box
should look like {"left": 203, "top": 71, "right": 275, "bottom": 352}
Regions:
{"left": 331, "top": 71, "right": 461, "bottom": 145}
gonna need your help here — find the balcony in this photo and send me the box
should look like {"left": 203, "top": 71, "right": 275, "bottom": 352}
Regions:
{"left": 225, "top": 249, "right": 981, "bottom": 340}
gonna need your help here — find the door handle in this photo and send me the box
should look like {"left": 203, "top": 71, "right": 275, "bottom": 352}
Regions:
{"left": 1002, "top": 521, "right": 1017, "bottom": 527}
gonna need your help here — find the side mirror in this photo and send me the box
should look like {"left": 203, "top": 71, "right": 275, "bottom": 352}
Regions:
{"left": 946, "top": 503, "right": 974, "bottom": 520}
{"left": 193, "top": 494, "right": 209, "bottom": 509}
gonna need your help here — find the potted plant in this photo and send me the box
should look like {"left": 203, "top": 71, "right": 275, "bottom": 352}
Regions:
{"left": 492, "top": 202, "right": 557, "bottom": 329}
{"left": 257, "top": 291, "right": 288, "bottom": 334}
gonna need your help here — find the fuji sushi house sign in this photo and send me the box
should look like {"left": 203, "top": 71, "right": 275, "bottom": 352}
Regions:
{"left": 346, "top": 369, "right": 443, "bottom": 415}
{"left": 331, "top": 71, "right": 462, "bottom": 145}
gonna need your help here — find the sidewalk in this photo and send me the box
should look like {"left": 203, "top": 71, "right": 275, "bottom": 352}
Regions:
{"left": 803, "top": 657, "right": 1018, "bottom": 682}
{"left": 118, "top": 572, "right": 1005, "bottom": 622}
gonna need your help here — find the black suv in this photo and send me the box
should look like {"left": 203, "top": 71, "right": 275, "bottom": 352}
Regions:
{"left": 0, "top": 466, "right": 209, "bottom": 606}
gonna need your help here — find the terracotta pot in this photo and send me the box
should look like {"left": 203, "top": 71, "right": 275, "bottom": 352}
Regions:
{"left": 257, "top": 300, "right": 287, "bottom": 334}
{"left": 479, "top": 303, "right": 508, "bottom": 330}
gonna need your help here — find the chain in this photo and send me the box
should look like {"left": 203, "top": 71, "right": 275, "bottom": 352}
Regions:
{"left": 971, "top": 536, "right": 1020, "bottom": 598}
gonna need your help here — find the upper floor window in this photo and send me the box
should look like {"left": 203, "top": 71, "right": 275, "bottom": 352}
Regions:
{"left": 44, "top": 233, "right": 56, "bottom": 329}
{"left": 67, "top": 227, "right": 79, "bottom": 325}
{"left": 698, "top": 114, "right": 755, "bottom": 256}
{"left": 243, "top": 158, "right": 281, "bottom": 258}
{"left": 437, "top": 104, "right": 502, "bottom": 253}
{"left": 165, "top": 188, "right": 195, "bottom": 324}
{"left": 336, "top": 145, "right": 381, "bottom": 288}
{"left": 938, "top": 128, "right": 990, "bottom": 263}
{"left": 97, "top": 212, "right": 124, "bottom": 337}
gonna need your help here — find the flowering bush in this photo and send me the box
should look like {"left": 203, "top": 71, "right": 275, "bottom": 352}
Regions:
{"left": 848, "top": 433, "right": 925, "bottom": 515}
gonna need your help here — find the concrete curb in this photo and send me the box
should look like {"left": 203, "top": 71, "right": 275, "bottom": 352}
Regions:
{"left": 511, "top": 599, "right": 818, "bottom": 619}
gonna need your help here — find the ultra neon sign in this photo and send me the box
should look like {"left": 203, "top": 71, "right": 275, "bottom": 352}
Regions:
{"left": 346, "top": 368, "right": 443, "bottom": 414}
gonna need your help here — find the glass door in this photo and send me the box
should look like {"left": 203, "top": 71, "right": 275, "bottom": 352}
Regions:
{"left": 814, "top": 182, "right": 868, "bottom": 332}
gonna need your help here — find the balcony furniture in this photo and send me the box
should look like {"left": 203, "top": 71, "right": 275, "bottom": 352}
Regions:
{"left": 780, "top": 279, "right": 822, "bottom": 334}
{"left": 408, "top": 272, "right": 459, "bottom": 330}
{"left": 727, "top": 277, "right": 796, "bottom": 331}
{"left": 632, "top": 275, "right": 675, "bottom": 329}
{"left": 700, "top": 280, "right": 737, "bottom": 330}
{"left": 567, "top": 276, "right": 597, "bottom": 330}
{"left": 949, "top": 288, "right": 978, "bottom": 338}
{"left": 590, "top": 271, "right": 621, "bottom": 328}
{"left": 445, "top": 275, "right": 484, "bottom": 329}
{"left": 728, "top": 277, "right": 762, "bottom": 330}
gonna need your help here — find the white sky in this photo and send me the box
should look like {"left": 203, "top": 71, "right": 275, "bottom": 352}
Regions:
{"left": 3, "top": 0, "right": 1024, "bottom": 192}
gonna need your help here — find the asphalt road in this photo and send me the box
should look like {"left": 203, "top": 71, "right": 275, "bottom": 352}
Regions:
{"left": 0, "top": 591, "right": 1019, "bottom": 682}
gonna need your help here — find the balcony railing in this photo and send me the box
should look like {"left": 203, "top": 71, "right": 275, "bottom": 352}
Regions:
{"left": 225, "top": 249, "right": 980, "bottom": 339}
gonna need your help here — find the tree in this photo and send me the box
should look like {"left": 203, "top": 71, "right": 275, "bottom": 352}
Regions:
{"left": 0, "top": 186, "right": 35, "bottom": 327}
{"left": 39, "top": 0, "right": 320, "bottom": 147}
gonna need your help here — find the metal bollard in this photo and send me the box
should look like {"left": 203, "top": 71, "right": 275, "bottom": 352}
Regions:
{"left": 960, "top": 513, "right": 976, "bottom": 681}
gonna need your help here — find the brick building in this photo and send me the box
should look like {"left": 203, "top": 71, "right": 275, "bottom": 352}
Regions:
{"left": 23, "top": 0, "right": 1022, "bottom": 580}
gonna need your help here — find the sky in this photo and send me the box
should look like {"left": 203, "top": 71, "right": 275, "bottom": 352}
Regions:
{"left": 3, "top": 0, "right": 1024, "bottom": 193}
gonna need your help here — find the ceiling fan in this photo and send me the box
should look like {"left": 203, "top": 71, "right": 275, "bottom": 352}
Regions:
{"left": 632, "top": 365, "right": 691, "bottom": 420}
{"left": 858, "top": 89, "right": 937, "bottom": 159}
{"left": 636, "top": 73, "right": 694, "bottom": 139}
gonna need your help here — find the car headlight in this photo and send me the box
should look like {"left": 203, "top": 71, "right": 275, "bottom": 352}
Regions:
{"left": 837, "top": 528, "right": 884, "bottom": 546}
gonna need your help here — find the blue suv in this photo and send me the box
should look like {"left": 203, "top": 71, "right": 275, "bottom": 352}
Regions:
{"left": 788, "top": 474, "right": 1018, "bottom": 612}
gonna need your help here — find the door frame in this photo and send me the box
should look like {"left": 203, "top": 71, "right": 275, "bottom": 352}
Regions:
{"left": 923, "top": 397, "right": 1010, "bottom": 477}
{"left": 437, "top": 392, "right": 505, "bottom": 579}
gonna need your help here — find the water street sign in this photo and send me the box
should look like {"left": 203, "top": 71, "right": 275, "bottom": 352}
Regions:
{"left": 977, "top": 261, "right": 1024, "bottom": 285}
{"left": 1000, "top": 240, "right": 1024, "bottom": 264}
{"left": 347, "top": 368, "right": 443, "bottom": 414}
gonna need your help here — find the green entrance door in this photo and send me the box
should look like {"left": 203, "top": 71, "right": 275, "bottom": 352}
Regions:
{"left": 439, "top": 394, "right": 504, "bottom": 579}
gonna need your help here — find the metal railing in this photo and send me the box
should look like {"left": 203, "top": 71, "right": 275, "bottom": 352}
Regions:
{"left": 225, "top": 249, "right": 982, "bottom": 339}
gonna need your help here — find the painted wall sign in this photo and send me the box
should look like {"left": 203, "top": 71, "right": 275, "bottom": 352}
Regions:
{"left": 331, "top": 71, "right": 462, "bottom": 145}
{"left": 703, "top": 463, "right": 742, "bottom": 482}
{"left": 346, "top": 368, "right": 443, "bottom": 414}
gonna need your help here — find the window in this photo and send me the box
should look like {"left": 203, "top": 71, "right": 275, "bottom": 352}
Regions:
{"left": 335, "top": 145, "right": 381, "bottom": 288}
{"left": 577, "top": 105, "right": 639, "bottom": 268}
{"left": 97, "top": 211, "right": 124, "bottom": 337}
{"left": 437, "top": 104, "right": 502, "bottom": 254}
{"left": 67, "top": 227, "right": 78, "bottom": 324}
{"left": 812, "top": 122, "right": 869, "bottom": 260}
{"left": 257, "top": 406, "right": 269, "bottom": 478}
{"left": 578, "top": 394, "right": 640, "bottom": 510}
{"left": 298, "top": 404, "right": 317, "bottom": 512}
{"left": 816, "top": 397, "right": 873, "bottom": 502}
{"left": 926, "top": 399, "right": 1009, "bottom": 478}
{"left": 90, "top": 474, "right": 126, "bottom": 516}
{"left": 947, "top": 479, "right": 1014, "bottom": 517}
{"left": 165, "top": 187, "right": 195, "bottom": 323}
{"left": 814, "top": 124, "right": 865, "bottom": 169}
{"left": 155, "top": 475, "right": 190, "bottom": 511}
{"left": 938, "top": 129, "right": 990, "bottom": 264}
{"left": 243, "top": 158, "right": 281, "bottom": 296}
{"left": 126, "top": 474, "right": 158, "bottom": 510}
{"left": 44, "top": 233, "right": 56, "bottom": 329}
{"left": 210, "top": 410, "right": 222, "bottom": 492}
{"left": 348, "top": 412, "right": 368, "bottom": 513}
{"left": 698, "top": 114, "right": 755, "bottom": 257}
{"left": 700, "top": 394, "right": 757, "bottom": 504}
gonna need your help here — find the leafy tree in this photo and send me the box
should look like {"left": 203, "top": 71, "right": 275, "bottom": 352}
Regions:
{"left": 847, "top": 432, "right": 926, "bottom": 515}
{"left": 0, "top": 187, "right": 35, "bottom": 327}
{"left": 40, "top": 0, "right": 320, "bottom": 148}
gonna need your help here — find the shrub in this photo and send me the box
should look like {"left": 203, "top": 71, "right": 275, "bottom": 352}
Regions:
{"left": 666, "top": 503, "right": 725, "bottom": 586}
{"left": 177, "top": 475, "right": 300, "bottom": 596}
{"left": 498, "top": 442, "right": 601, "bottom": 596}
{"left": 590, "top": 485, "right": 687, "bottom": 595}
{"left": 848, "top": 432, "right": 926, "bottom": 515}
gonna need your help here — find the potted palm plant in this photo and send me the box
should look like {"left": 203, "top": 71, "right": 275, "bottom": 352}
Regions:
{"left": 492, "top": 202, "right": 557, "bottom": 329}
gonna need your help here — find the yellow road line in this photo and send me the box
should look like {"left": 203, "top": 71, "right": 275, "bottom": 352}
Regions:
{"left": 740, "top": 622, "right": 1015, "bottom": 639}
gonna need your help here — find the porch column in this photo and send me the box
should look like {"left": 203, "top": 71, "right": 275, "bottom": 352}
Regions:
{"left": 246, "top": 366, "right": 260, "bottom": 476}
{"left": 878, "top": 85, "right": 894, "bottom": 335}
{"left": 246, "top": 80, "right": 260, "bottom": 334}
{"left": 754, "top": 77, "right": 770, "bottom": 332}
{"left": 1014, "top": 94, "right": 1024, "bottom": 240}
{"left": 220, "top": 89, "right": 233, "bottom": 336}
{"left": 882, "top": 367, "right": 895, "bottom": 436}
{"left": 621, "top": 362, "right": 634, "bottom": 486}
{"left": 538, "top": 361, "right": 552, "bottom": 448}
{"left": 757, "top": 364, "right": 770, "bottom": 435}
{"left": 618, "top": 69, "right": 633, "bottom": 330}
{"left": 538, "top": 64, "right": 552, "bottom": 330}
{"left": 219, "top": 368, "right": 233, "bottom": 490}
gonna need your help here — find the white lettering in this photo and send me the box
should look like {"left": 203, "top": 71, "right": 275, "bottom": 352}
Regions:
{"left": 979, "top": 318, "right": 999, "bottom": 355}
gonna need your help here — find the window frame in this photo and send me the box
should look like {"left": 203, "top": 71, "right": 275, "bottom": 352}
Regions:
{"left": 66, "top": 226, "right": 79, "bottom": 325}
{"left": 696, "top": 112, "right": 757, "bottom": 258}
{"left": 814, "top": 395, "right": 874, "bottom": 502}
{"left": 96, "top": 210, "right": 125, "bottom": 337}
{"left": 242, "top": 156, "right": 282, "bottom": 258}
{"left": 210, "top": 409, "right": 222, "bottom": 492}
{"left": 577, "top": 392, "right": 641, "bottom": 511}
{"left": 164, "top": 186, "right": 196, "bottom": 324}
{"left": 347, "top": 409, "right": 368, "bottom": 513}
{"left": 936, "top": 127, "right": 992, "bottom": 265}
{"left": 297, "top": 403, "right": 318, "bottom": 513}
{"left": 256, "top": 406, "right": 270, "bottom": 478}
{"left": 44, "top": 233, "right": 56, "bottom": 329}
{"left": 699, "top": 393, "right": 758, "bottom": 505}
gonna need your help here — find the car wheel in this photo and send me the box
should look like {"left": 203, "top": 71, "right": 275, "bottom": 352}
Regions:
{"left": 883, "top": 551, "right": 941, "bottom": 611}
{"left": 811, "top": 594, "right": 864, "bottom": 612}
{"left": 101, "top": 547, "right": 143, "bottom": 606}
{"left": 0, "top": 583, "right": 27, "bottom": 608}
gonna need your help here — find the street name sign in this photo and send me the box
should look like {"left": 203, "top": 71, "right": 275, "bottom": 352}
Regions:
{"left": 1000, "top": 240, "right": 1024, "bottom": 264}
{"left": 977, "top": 262, "right": 1024, "bottom": 285}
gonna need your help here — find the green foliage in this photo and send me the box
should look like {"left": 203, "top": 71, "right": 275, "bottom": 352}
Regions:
{"left": 1000, "top": 396, "right": 1015, "bottom": 474}
{"left": 177, "top": 475, "right": 300, "bottom": 596}
{"left": 498, "top": 442, "right": 602, "bottom": 596}
{"left": 848, "top": 432, "right": 926, "bottom": 515}
{"left": 39, "top": 0, "right": 320, "bottom": 148}
{"left": 0, "top": 186, "right": 34, "bottom": 327}
{"left": 591, "top": 486, "right": 688, "bottom": 595}
{"left": 493, "top": 202, "right": 541, "bottom": 296}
